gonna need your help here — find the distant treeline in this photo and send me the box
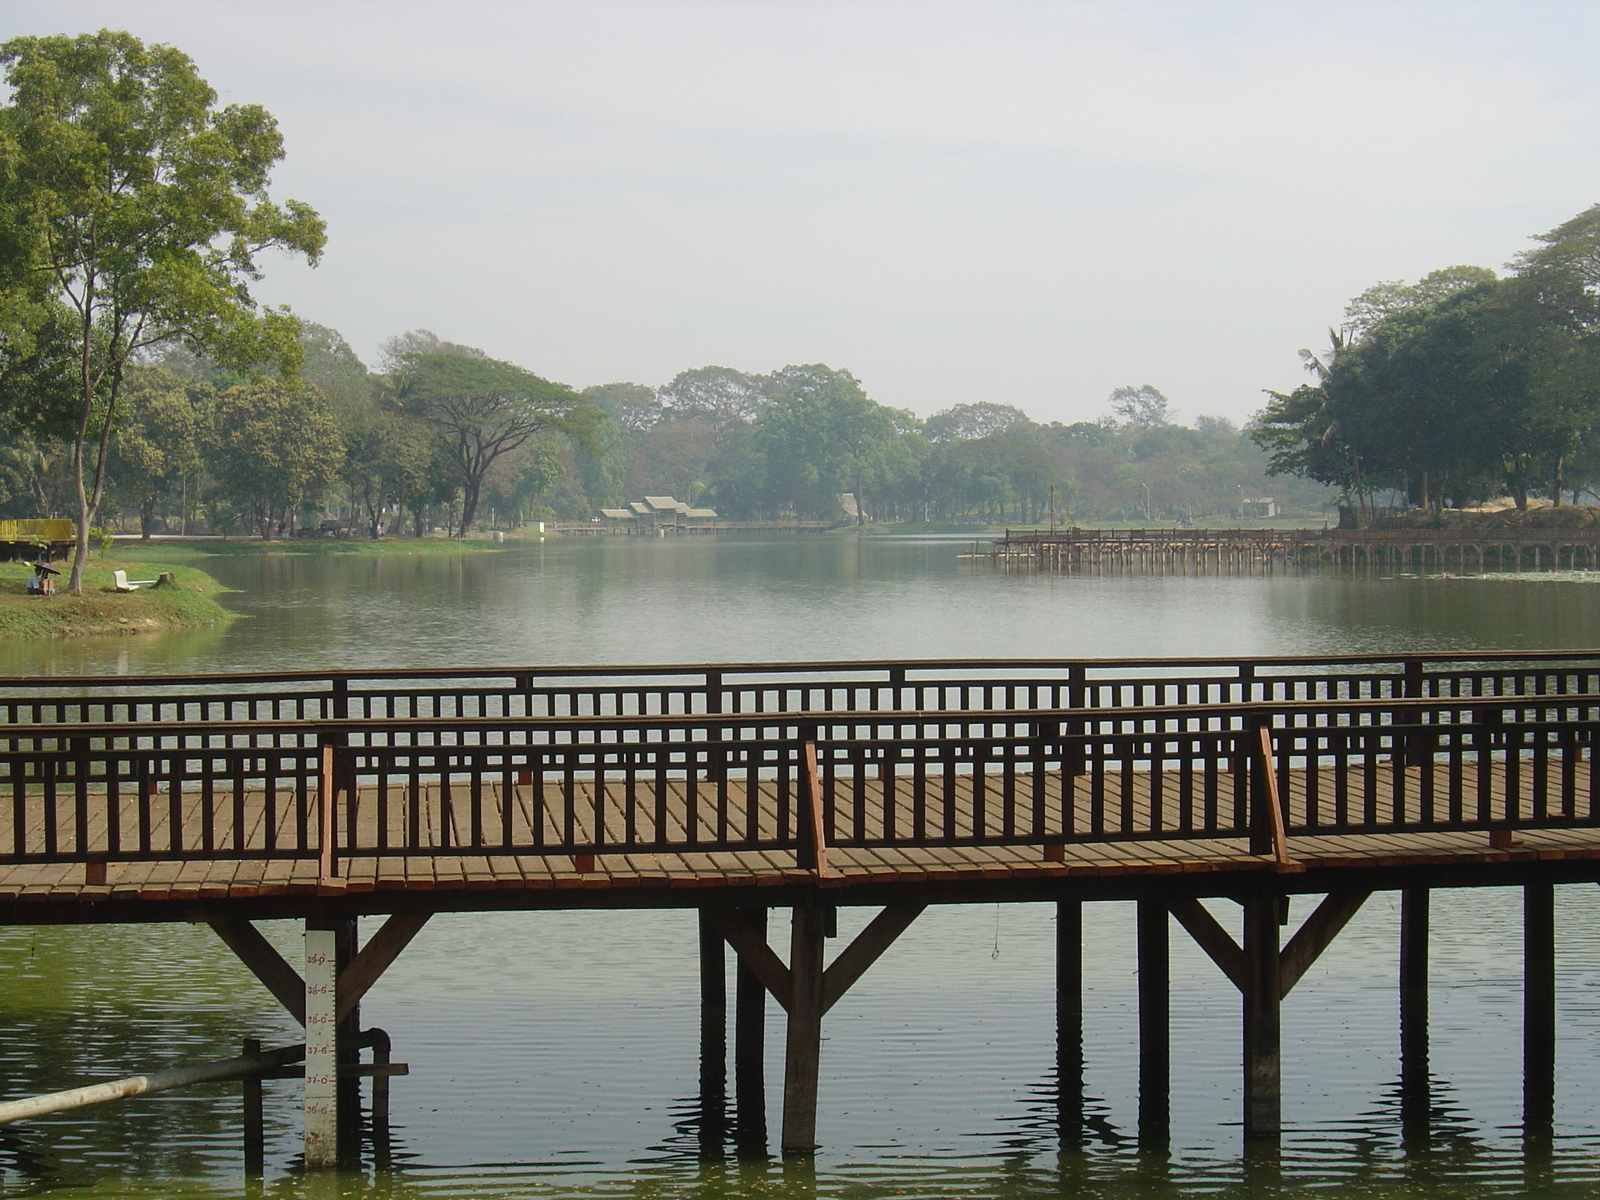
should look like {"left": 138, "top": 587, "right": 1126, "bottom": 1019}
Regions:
{"left": 0, "top": 325, "right": 1336, "bottom": 537}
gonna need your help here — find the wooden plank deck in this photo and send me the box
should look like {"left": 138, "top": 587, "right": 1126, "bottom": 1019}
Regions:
{"left": 4, "top": 763, "right": 1599, "bottom": 910}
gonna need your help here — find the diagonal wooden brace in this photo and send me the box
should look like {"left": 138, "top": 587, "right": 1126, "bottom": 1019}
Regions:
{"left": 336, "top": 912, "right": 431, "bottom": 1023}
{"left": 1167, "top": 889, "right": 1371, "bottom": 1000}
{"left": 709, "top": 901, "right": 926, "bottom": 1016}
{"left": 708, "top": 908, "right": 794, "bottom": 1011}
{"left": 1167, "top": 897, "right": 1247, "bottom": 992}
{"left": 211, "top": 912, "right": 433, "bottom": 1027}
{"left": 821, "top": 902, "right": 925, "bottom": 1013}
{"left": 1277, "top": 890, "right": 1369, "bottom": 999}
{"left": 210, "top": 919, "right": 306, "bottom": 1025}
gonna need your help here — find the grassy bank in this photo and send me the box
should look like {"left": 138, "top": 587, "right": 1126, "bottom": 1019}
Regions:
{"left": 116, "top": 535, "right": 508, "bottom": 562}
{"left": 0, "top": 558, "right": 237, "bottom": 641}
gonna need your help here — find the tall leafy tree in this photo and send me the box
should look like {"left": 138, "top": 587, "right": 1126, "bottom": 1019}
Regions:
{"left": 923, "top": 402, "right": 1028, "bottom": 443}
{"left": 759, "top": 364, "right": 918, "bottom": 524}
{"left": 206, "top": 381, "right": 342, "bottom": 538}
{"left": 658, "top": 366, "right": 767, "bottom": 448}
{"left": 1109, "top": 385, "right": 1172, "bottom": 429}
{"left": 0, "top": 30, "right": 324, "bottom": 589}
{"left": 111, "top": 366, "right": 206, "bottom": 539}
{"left": 392, "top": 352, "right": 599, "bottom": 535}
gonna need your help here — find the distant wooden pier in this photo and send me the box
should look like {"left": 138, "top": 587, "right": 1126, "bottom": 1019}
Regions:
{"left": 990, "top": 526, "right": 1600, "bottom": 571}
{"left": 552, "top": 520, "right": 834, "bottom": 536}
{"left": 3, "top": 652, "right": 1600, "bottom": 1167}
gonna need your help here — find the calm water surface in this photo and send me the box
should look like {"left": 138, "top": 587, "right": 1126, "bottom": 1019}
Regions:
{"left": 4, "top": 536, "right": 1600, "bottom": 1199}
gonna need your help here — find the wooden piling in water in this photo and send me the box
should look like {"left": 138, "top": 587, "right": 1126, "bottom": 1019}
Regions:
{"left": 334, "top": 916, "right": 361, "bottom": 1165}
{"left": 1524, "top": 882, "right": 1556, "bottom": 1139}
{"left": 781, "top": 902, "right": 827, "bottom": 1155}
{"left": 734, "top": 907, "right": 768, "bottom": 1149}
{"left": 1242, "top": 893, "right": 1282, "bottom": 1139}
{"left": 1399, "top": 887, "right": 1429, "bottom": 1140}
{"left": 1057, "top": 899, "right": 1083, "bottom": 1145}
{"left": 698, "top": 909, "right": 728, "bottom": 1148}
{"left": 1137, "top": 898, "right": 1170, "bottom": 1145}
{"left": 243, "top": 1037, "right": 265, "bottom": 1176}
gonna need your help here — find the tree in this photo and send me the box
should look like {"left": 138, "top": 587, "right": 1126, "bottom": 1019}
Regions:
{"left": 377, "top": 328, "right": 484, "bottom": 371}
{"left": 658, "top": 366, "right": 767, "bottom": 448}
{"left": 1109, "top": 385, "right": 1172, "bottom": 429}
{"left": 110, "top": 366, "right": 205, "bottom": 539}
{"left": 392, "top": 351, "right": 598, "bottom": 534}
{"left": 1342, "top": 265, "right": 1499, "bottom": 339}
{"left": 758, "top": 364, "right": 917, "bottom": 524}
{"left": 1255, "top": 266, "right": 1600, "bottom": 514}
{"left": 206, "top": 381, "right": 342, "bottom": 538}
{"left": 923, "top": 402, "right": 1029, "bottom": 443}
{"left": 0, "top": 30, "right": 324, "bottom": 590}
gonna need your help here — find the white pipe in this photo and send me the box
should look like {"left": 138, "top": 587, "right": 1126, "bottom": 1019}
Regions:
{"left": 0, "top": 1044, "right": 303, "bottom": 1125}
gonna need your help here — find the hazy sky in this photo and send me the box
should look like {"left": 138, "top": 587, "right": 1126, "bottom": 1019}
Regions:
{"left": 9, "top": 1, "right": 1600, "bottom": 424}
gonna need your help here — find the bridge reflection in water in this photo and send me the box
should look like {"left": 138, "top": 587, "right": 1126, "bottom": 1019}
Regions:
{"left": 1, "top": 652, "right": 1597, "bottom": 1168}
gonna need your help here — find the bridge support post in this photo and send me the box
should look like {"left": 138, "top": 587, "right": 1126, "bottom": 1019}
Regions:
{"left": 734, "top": 907, "right": 768, "bottom": 1152}
{"left": 303, "top": 921, "right": 339, "bottom": 1169}
{"left": 334, "top": 917, "right": 360, "bottom": 1166}
{"left": 1137, "top": 898, "right": 1169, "bottom": 1146}
{"left": 1057, "top": 898, "right": 1083, "bottom": 1146}
{"left": 1400, "top": 887, "right": 1430, "bottom": 1142}
{"left": 698, "top": 909, "right": 728, "bottom": 1154}
{"left": 781, "top": 901, "right": 828, "bottom": 1155}
{"left": 1242, "top": 893, "right": 1281, "bottom": 1139}
{"left": 1525, "top": 883, "right": 1555, "bottom": 1141}
{"left": 243, "top": 1037, "right": 265, "bottom": 1177}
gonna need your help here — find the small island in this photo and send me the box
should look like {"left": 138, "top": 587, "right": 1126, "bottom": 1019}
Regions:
{"left": 0, "top": 557, "right": 234, "bottom": 640}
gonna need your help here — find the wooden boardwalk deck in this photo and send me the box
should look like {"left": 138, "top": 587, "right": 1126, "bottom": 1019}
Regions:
{"left": 7, "top": 764, "right": 1598, "bottom": 915}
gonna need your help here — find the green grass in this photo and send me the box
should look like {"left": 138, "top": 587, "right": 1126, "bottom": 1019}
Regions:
{"left": 113, "top": 535, "right": 507, "bottom": 562}
{"left": 0, "top": 558, "right": 237, "bottom": 641}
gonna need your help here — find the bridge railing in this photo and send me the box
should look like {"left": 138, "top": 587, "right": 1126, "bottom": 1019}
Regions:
{"left": 0, "top": 687, "right": 1596, "bottom": 870}
{"left": 3, "top": 651, "right": 1600, "bottom": 728}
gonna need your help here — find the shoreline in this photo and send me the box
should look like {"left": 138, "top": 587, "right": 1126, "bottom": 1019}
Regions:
{"left": 0, "top": 558, "right": 238, "bottom": 641}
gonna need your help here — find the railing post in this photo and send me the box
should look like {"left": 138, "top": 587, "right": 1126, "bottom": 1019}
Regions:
{"left": 1066, "top": 664, "right": 1087, "bottom": 778}
{"left": 796, "top": 727, "right": 828, "bottom": 878}
{"left": 1248, "top": 715, "right": 1272, "bottom": 857}
{"left": 1400, "top": 658, "right": 1425, "bottom": 766}
{"left": 318, "top": 738, "right": 339, "bottom": 882}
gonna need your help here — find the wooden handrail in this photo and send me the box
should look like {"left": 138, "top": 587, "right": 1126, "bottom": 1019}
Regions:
{"left": 1, "top": 647, "right": 1599, "bottom": 690}
{"left": 0, "top": 691, "right": 1595, "bottom": 745}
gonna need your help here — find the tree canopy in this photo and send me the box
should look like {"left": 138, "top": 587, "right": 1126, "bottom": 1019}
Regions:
{"left": 392, "top": 351, "right": 598, "bottom": 535}
{"left": 0, "top": 29, "right": 324, "bottom": 588}
{"left": 1254, "top": 206, "right": 1600, "bottom": 518}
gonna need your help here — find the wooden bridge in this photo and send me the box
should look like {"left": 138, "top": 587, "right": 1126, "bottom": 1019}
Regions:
{"left": 3, "top": 652, "right": 1599, "bottom": 1168}
{"left": 992, "top": 526, "right": 1600, "bottom": 570}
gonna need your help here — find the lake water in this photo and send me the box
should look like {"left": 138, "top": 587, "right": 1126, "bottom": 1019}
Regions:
{"left": 5, "top": 535, "right": 1600, "bottom": 1199}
